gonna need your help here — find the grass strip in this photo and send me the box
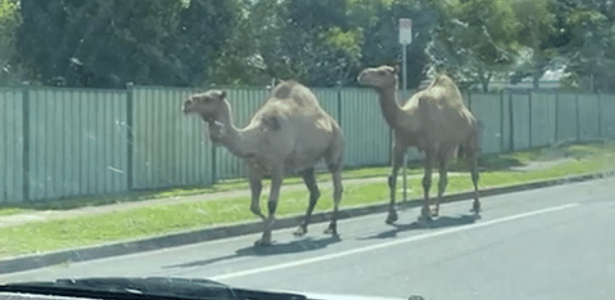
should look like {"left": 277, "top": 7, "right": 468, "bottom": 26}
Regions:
{"left": 1, "top": 142, "right": 614, "bottom": 258}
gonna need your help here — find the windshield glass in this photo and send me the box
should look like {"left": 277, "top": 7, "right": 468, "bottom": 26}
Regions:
{"left": 1, "top": 0, "right": 614, "bottom": 299}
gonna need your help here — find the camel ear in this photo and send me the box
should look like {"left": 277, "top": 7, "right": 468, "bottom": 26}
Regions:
{"left": 393, "top": 65, "right": 400, "bottom": 74}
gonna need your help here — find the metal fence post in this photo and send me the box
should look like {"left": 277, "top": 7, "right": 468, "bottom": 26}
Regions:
{"left": 22, "top": 84, "right": 30, "bottom": 203}
{"left": 598, "top": 92, "right": 603, "bottom": 138}
{"left": 509, "top": 92, "right": 514, "bottom": 151}
{"left": 575, "top": 93, "right": 580, "bottom": 141}
{"left": 528, "top": 92, "right": 532, "bottom": 148}
{"left": 554, "top": 90, "right": 559, "bottom": 142}
{"left": 337, "top": 88, "right": 342, "bottom": 127}
{"left": 126, "top": 82, "right": 134, "bottom": 190}
{"left": 500, "top": 90, "right": 504, "bottom": 152}
{"left": 211, "top": 147, "right": 217, "bottom": 184}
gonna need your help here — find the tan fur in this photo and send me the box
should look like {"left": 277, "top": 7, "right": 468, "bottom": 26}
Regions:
{"left": 358, "top": 65, "right": 481, "bottom": 222}
{"left": 182, "top": 80, "right": 345, "bottom": 246}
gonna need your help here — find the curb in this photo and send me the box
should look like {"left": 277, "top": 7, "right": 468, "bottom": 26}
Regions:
{"left": 1, "top": 169, "right": 614, "bottom": 275}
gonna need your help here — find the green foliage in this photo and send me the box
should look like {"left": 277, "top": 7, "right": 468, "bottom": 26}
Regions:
{"left": 554, "top": 0, "right": 615, "bottom": 92}
{"left": 348, "top": 0, "right": 438, "bottom": 89}
{"left": 426, "top": 0, "right": 519, "bottom": 91}
{"left": 8, "top": 0, "right": 615, "bottom": 89}
{"left": 0, "top": 0, "right": 37, "bottom": 85}
{"left": 18, "top": 0, "right": 239, "bottom": 87}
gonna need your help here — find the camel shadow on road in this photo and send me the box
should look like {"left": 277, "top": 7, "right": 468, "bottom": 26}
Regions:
{"left": 162, "top": 235, "right": 342, "bottom": 269}
{"left": 359, "top": 214, "right": 480, "bottom": 240}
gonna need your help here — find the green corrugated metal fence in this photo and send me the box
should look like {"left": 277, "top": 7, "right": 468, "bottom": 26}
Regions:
{"left": 131, "top": 86, "right": 214, "bottom": 189}
{"left": 1, "top": 85, "right": 615, "bottom": 204}
{"left": 0, "top": 88, "right": 24, "bottom": 203}
{"left": 26, "top": 88, "right": 128, "bottom": 201}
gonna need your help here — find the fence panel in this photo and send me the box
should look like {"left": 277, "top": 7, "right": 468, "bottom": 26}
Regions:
{"left": 339, "top": 88, "right": 390, "bottom": 167}
{"left": 132, "top": 86, "right": 213, "bottom": 189}
{"left": 511, "top": 93, "right": 530, "bottom": 151}
{"left": 530, "top": 93, "right": 557, "bottom": 147}
{"left": 313, "top": 88, "right": 340, "bottom": 123}
{"left": 501, "top": 93, "right": 512, "bottom": 152}
{"left": 5, "top": 85, "right": 615, "bottom": 204}
{"left": 26, "top": 88, "right": 128, "bottom": 201}
{"left": 601, "top": 95, "right": 615, "bottom": 138}
{"left": 577, "top": 94, "right": 600, "bottom": 140}
{"left": 0, "top": 88, "right": 24, "bottom": 203}
{"left": 469, "top": 93, "right": 502, "bottom": 154}
{"left": 556, "top": 93, "right": 578, "bottom": 141}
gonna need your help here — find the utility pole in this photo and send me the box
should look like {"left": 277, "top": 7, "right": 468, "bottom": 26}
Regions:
{"left": 399, "top": 18, "right": 412, "bottom": 203}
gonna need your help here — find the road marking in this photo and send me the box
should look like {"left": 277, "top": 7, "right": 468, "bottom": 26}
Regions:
{"left": 211, "top": 202, "right": 579, "bottom": 280}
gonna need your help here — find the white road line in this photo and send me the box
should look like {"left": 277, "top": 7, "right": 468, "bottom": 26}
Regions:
{"left": 211, "top": 202, "right": 579, "bottom": 280}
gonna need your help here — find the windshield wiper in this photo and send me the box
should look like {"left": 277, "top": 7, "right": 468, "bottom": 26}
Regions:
{"left": 0, "top": 277, "right": 307, "bottom": 300}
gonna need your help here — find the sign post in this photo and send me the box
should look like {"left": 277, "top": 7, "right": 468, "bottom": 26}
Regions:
{"left": 399, "top": 18, "right": 412, "bottom": 203}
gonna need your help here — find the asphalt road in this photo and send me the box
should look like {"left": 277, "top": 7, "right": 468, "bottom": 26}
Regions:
{"left": 2, "top": 177, "right": 615, "bottom": 300}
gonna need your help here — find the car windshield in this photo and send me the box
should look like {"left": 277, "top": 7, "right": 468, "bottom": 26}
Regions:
{"left": 1, "top": 0, "right": 614, "bottom": 299}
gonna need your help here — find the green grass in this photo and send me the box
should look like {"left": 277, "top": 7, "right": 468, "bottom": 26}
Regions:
{"left": 0, "top": 166, "right": 395, "bottom": 214}
{"left": 0, "top": 141, "right": 614, "bottom": 258}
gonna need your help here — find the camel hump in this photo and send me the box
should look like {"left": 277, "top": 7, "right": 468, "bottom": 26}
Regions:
{"left": 269, "top": 80, "right": 320, "bottom": 109}
{"left": 271, "top": 80, "right": 300, "bottom": 99}
{"left": 431, "top": 74, "right": 456, "bottom": 88}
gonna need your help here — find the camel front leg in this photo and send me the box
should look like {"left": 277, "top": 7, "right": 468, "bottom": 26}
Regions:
{"left": 386, "top": 144, "right": 406, "bottom": 225}
{"left": 420, "top": 150, "right": 434, "bottom": 221}
{"left": 248, "top": 166, "right": 265, "bottom": 220}
{"left": 255, "top": 168, "right": 283, "bottom": 247}
{"left": 324, "top": 167, "right": 343, "bottom": 235}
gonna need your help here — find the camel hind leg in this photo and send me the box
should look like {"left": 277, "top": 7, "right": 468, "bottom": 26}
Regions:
{"left": 323, "top": 136, "right": 344, "bottom": 235}
{"left": 434, "top": 145, "right": 455, "bottom": 217}
{"left": 294, "top": 168, "right": 320, "bottom": 236}
{"left": 322, "top": 168, "right": 343, "bottom": 235}
{"left": 463, "top": 140, "right": 481, "bottom": 214}
{"left": 420, "top": 149, "right": 435, "bottom": 221}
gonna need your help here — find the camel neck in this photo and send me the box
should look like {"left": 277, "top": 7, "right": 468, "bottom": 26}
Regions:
{"left": 376, "top": 86, "right": 402, "bottom": 129}
{"left": 214, "top": 100, "right": 257, "bottom": 159}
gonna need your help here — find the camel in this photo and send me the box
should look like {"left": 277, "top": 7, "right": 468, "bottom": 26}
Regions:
{"left": 357, "top": 65, "right": 480, "bottom": 222}
{"left": 182, "top": 80, "right": 345, "bottom": 246}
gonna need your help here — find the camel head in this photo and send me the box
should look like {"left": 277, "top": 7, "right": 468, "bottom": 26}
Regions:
{"left": 357, "top": 65, "right": 399, "bottom": 89}
{"left": 182, "top": 90, "right": 227, "bottom": 122}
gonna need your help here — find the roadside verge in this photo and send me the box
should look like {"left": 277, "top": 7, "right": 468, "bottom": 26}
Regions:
{"left": 1, "top": 169, "right": 614, "bottom": 275}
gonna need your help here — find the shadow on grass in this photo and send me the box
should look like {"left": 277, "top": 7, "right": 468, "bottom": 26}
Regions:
{"left": 162, "top": 235, "right": 342, "bottom": 269}
{"left": 358, "top": 214, "right": 480, "bottom": 240}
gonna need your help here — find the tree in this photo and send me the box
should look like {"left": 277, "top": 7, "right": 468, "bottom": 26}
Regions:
{"left": 215, "top": 0, "right": 362, "bottom": 87}
{"left": 425, "top": 0, "right": 519, "bottom": 92}
{"left": 349, "top": 0, "right": 439, "bottom": 89}
{"left": 510, "top": 0, "right": 560, "bottom": 90}
{"left": 555, "top": 0, "right": 615, "bottom": 92}
{"left": 0, "top": 0, "right": 37, "bottom": 85}
{"left": 18, "top": 0, "right": 240, "bottom": 88}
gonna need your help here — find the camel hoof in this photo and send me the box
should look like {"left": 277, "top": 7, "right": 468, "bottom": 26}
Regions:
{"left": 254, "top": 239, "right": 273, "bottom": 247}
{"left": 470, "top": 202, "right": 481, "bottom": 214}
{"left": 417, "top": 214, "right": 432, "bottom": 222}
{"left": 293, "top": 226, "right": 307, "bottom": 237}
{"left": 419, "top": 206, "right": 433, "bottom": 222}
{"left": 324, "top": 223, "right": 337, "bottom": 235}
{"left": 385, "top": 211, "right": 398, "bottom": 225}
